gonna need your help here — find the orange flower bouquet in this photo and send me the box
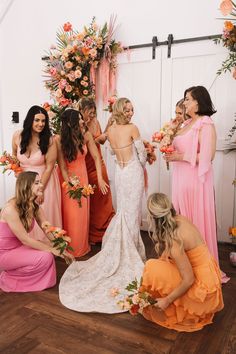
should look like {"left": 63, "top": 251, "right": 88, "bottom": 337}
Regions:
{"left": 62, "top": 175, "right": 95, "bottom": 207}
{"left": 111, "top": 278, "right": 157, "bottom": 315}
{"left": 0, "top": 151, "right": 22, "bottom": 175}
{"left": 42, "top": 222, "right": 74, "bottom": 262}
{"left": 143, "top": 140, "right": 157, "bottom": 165}
{"left": 152, "top": 117, "right": 183, "bottom": 170}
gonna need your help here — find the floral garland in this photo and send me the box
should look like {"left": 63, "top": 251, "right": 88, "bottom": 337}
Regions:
{"left": 215, "top": 1, "right": 236, "bottom": 78}
{"left": 42, "top": 16, "right": 123, "bottom": 133}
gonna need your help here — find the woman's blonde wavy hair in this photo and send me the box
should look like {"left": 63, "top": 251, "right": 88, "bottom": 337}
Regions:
{"left": 111, "top": 97, "right": 131, "bottom": 125}
{"left": 147, "top": 193, "right": 183, "bottom": 257}
{"left": 15, "top": 171, "right": 39, "bottom": 232}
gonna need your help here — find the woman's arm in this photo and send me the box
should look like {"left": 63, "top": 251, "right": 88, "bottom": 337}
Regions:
{"left": 156, "top": 242, "right": 195, "bottom": 311}
{"left": 2, "top": 205, "right": 59, "bottom": 256}
{"left": 54, "top": 135, "right": 69, "bottom": 182}
{"left": 84, "top": 131, "right": 109, "bottom": 194}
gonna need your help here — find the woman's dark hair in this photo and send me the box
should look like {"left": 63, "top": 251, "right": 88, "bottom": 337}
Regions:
{"left": 20, "top": 105, "right": 51, "bottom": 155}
{"left": 184, "top": 86, "right": 216, "bottom": 117}
{"left": 60, "top": 109, "right": 85, "bottom": 162}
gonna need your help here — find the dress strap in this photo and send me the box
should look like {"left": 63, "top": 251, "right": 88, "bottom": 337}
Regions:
{"left": 110, "top": 142, "right": 133, "bottom": 150}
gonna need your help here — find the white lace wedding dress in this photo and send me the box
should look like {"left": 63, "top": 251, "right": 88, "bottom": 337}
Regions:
{"left": 59, "top": 139, "right": 147, "bottom": 313}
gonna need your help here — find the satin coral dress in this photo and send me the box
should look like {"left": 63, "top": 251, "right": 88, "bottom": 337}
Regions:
{"left": 85, "top": 125, "right": 115, "bottom": 243}
{"left": 171, "top": 117, "right": 218, "bottom": 262}
{"left": 0, "top": 221, "right": 56, "bottom": 292}
{"left": 60, "top": 146, "right": 90, "bottom": 257}
{"left": 141, "top": 244, "right": 224, "bottom": 332}
{"left": 17, "top": 146, "right": 62, "bottom": 241}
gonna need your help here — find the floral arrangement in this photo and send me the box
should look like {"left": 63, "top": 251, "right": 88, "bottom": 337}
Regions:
{"left": 111, "top": 278, "right": 157, "bottom": 315}
{"left": 143, "top": 141, "right": 157, "bottom": 165}
{"left": 0, "top": 151, "right": 22, "bottom": 175}
{"left": 152, "top": 117, "right": 183, "bottom": 169}
{"left": 42, "top": 222, "right": 74, "bottom": 260}
{"left": 42, "top": 17, "right": 123, "bottom": 133}
{"left": 62, "top": 175, "right": 95, "bottom": 207}
{"left": 214, "top": 1, "right": 236, "bottom": 77}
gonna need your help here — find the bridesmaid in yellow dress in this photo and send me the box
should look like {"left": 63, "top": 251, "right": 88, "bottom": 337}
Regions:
{"left": 78, "top": 97, "right": 115, "bottom": 244}
{"left": 140, "top": 193, "right": 224, "bottom": 332}
{"left": 55, "top": 109, "right": 109, "bottom": 257}
{"left": 12, "top": 105, "right": 62, "bottom": 241}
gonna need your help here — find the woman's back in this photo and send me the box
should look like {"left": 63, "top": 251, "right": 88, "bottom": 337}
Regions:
{"left": 175, "top": 215, "right": 204, "bottom": 251}
{"left": 107, "top": 123, "right": 138, "bottom": 166}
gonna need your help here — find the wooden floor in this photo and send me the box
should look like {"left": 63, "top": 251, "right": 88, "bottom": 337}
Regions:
{"left": 0, "top": 233, "right": 236, "bottom": 354}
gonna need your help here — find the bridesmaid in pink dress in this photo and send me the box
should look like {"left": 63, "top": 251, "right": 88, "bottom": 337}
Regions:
{"left": 0, "top": 172, "right": 72, "bottom": 292}
{"left": 164, "top": 87, "right": 219, "bottom": 262}
{"left": 12, "top": 105, "right": 62, "bottom": 241}
{"left": 55, "top": 109, "right": 109, "bottom": 257}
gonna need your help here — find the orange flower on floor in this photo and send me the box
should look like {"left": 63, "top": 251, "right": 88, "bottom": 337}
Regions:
{"left": 229, "top": 227, "right": 236, "bottom": 237}
{"left": 111, "top": 278, "right": 157, "bottom": 315}
{"left": 63, "top": 175, "right": 95, "bottom": 207}
{"left": 0, "top": 151, "right": 22, "bottom": 175}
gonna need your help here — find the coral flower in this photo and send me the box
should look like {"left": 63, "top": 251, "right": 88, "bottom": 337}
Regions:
{"left": 63, "top": 22, "right": 72, "bottom": 32}
{"left": 224, "top": 21, "right": 234, "bottom": 31}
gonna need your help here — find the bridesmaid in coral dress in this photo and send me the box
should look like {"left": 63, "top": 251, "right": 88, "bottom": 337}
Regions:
{"left": 55, "top": 109, "right": 109, "bottom": 257}
{"left": 79, "top": 98, "right": 115, "bottom": 243}
{"left": 0, "top": 172, "right": 72, "bottom": 292}
{"left": 140, "top": 193, "right": 223, "bottom": 332}
{"left": 12, "top": 106, "right": 62, "bottom": 241}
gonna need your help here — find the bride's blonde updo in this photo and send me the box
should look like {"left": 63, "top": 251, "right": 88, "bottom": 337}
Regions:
{"left": 111, "top": 97, "right": 131, "bottom": 125}
{"left": 147, "top": 193, "right": 183, "bottom": 257}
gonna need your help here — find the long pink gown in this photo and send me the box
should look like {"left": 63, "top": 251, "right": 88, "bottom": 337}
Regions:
{"left": 59, "top": 146, "right": 90, "bottom": 257}
{"left": 0, "top": 221, "right": 56, "bottom": 292}
{"left": 172, "top": 116, "right": 219, "bottom": 261}
{"left": 17, "top": 145, "right": 62, "bottom": 241}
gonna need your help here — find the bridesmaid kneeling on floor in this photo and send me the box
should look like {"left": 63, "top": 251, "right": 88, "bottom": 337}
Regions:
{"left": 140, "top": 193, "right": 224, "bottom": 332}
{"left": 0, "top": 171, "right": 73, "bottom": 292}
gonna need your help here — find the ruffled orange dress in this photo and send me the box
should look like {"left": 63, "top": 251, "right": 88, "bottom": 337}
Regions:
{"left": 141, "top": 244, "right": 224, "bottom": 332}
{"left": 85, "top": 124, "right": 115, "bottom": 243}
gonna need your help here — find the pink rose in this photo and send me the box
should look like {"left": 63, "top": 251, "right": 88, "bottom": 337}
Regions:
{"left": 220, "top": 0, "right": 233, "bottom": 16}
{"left": 59, "top": 97, "right": 70, "bottom": 107}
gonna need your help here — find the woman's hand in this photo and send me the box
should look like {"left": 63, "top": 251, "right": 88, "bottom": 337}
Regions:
{"left": 164, "top": 151, "right": 183, "bottom": 162}
{"left": 62, "top": 250, "right": 75, "bottom": 265}
{"left": 98, "top": 177, "right": 109, "bottom": 195}
{"left": 155, "top": 297, "right": 171, "bottom": 311}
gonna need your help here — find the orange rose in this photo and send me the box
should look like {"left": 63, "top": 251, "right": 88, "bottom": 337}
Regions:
{"left": 224, "top": 21, "right": 234, "bottom": 31}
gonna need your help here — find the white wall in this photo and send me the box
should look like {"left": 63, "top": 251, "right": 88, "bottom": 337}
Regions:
{"left": 0, "top": 0, "right": 235, "bottom": 242}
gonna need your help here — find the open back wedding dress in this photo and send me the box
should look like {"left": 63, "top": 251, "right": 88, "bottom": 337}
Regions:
{"left": 59, "top": 139, "right": 147, "bottom": 313}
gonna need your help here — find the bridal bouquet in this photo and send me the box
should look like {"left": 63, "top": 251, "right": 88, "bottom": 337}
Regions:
{"left": 152, "top": 117, "right": 183, "bottom": 170}
{"left": 103, "top": 95, "right": 117, "bottom": 113}
{"left": 62, "top": 175, "right": 95, "bottom": 207}
{"left": 0, "top": 151, "right": 22, "bottom": 175}
{"left": 111, "top": 278, "right": 157, "bottom": 315}
{"left": 143, "top": 140, "right": 157, "bottom": 165}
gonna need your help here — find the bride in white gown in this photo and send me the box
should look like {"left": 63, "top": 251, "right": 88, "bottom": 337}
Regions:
{"left": 59, "top": 97, "right": 147, "bottom": 313}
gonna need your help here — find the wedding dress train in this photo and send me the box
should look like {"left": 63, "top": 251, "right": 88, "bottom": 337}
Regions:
{"left": 59, "top": 139, "right": 147, "bottom": 313}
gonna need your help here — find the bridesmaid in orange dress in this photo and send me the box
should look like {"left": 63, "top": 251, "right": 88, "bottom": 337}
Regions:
{"left": 55, "top": 109, "right": 109, "bottom": 257}
{"left": 12, "top": 105, "right": 62, "bottom": 241}
{"left": 140, "top": 193, "right": 223, "bottom": 332}
{"left": 79, "top": 98, "right": 115, "bottom": 243}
